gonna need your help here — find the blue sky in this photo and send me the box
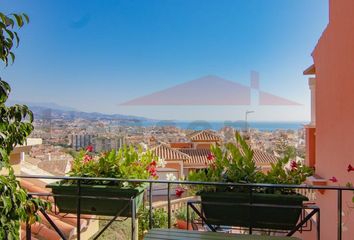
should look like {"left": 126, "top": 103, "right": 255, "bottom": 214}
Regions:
{"left": 1, "top": 0, "right": 328, "bottom": 121}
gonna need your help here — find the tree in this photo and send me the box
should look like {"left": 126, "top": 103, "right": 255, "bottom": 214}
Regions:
{"left": 274, "top": 137, "right": 297, "bottom": 159}
{"left": 0, "top": 12, "right": 48, "bottom": 239}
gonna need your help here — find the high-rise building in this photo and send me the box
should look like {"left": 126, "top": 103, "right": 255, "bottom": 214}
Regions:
{"left": 70, "top": 134, "right": 95, "bottom": 150}
{"left": 93, "top": 136, "right": 125, "bottom": 153}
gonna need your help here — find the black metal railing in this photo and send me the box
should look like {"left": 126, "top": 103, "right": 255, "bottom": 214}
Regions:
{"left": 16, "top": 175, "right": 354, "bottom": 240}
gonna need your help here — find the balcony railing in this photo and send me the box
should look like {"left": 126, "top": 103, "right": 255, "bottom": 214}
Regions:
{"left": 17, "top": 175, "right": 354, "bottom": 240}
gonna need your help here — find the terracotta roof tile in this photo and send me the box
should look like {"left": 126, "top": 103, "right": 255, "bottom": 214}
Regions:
{"left": 38, "top": 212, "right": 76, "bottom": 239}
{"left": 152, "top": 144, "right": 190, "bottom": 160}
{"left": 181, "top": 147, "right": 277, "bottom": 167}
{"left": 55, "top": 213, "right": 88, "bottom": 230}
{"left": 303, "top": 64, "right": 316, "bottom": 75}
{"left": 153, "top": 143, "right": 277, "bottom": 168}
{"left": 189, "top": 130, "right": 221, "bottom": 142}
{"left": 179, "top": 148, "right": 213, "bottom": 166}
{"left": 20, "top": 179, "right": 93, "bottom": 239}
{"left": 22, "top": 222, "right": 61, "bottom": 240}
{"left": 20, "top": 180, "right": 54, "bottom": 202}
{"left": 21, "top": 229, "right": 38, "bottom": 240}
{"left": 169, "top": 142, "right": 193, "bottom": 148}
{"left": 252, "top": 149, "right": 278, "bottom": 164}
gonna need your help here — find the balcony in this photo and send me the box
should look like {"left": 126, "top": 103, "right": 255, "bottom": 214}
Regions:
{"left": 18, "top": 175, "right": 353, "bottom": 240}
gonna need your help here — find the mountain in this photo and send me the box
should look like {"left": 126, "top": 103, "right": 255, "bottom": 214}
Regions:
{"left": 7, "top": 100, "right": 77, "bottom": 111}
{"left": 7, "top": 100, "right": 149, "bottom": 122}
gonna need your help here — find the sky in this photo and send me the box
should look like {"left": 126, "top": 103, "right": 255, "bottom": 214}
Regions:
{"left": 1, "top": 0, "right": 328, "bottom": 121}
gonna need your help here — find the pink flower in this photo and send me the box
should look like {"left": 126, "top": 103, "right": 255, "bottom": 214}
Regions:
{"left": 147, "top": 165, "right": 157, "bottom": 177}
{"left": 347, "top": 164, "right": 354, "bottom": 172}
{"left": 175, "top": 187, "right": 185, "bottom": 197}
{"left": 83, "top": 154, "right": 92, "bottom": 164}
{"left": 290, "top": 160, "right": 298, "bottom": 171}
{"left": 86, "top": 145, "right": 93, "bottom": 152}
{"left": 207, "top": 153, "right": 215, "bottom": 160}
{"left": 329, "top": 176, "right": 338, "bottom": 183}
{"left": 146, "top": 161, "right": 158, "bottom": 177}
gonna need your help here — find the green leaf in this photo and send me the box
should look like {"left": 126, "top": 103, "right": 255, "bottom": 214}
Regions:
{"left": 6, "top": 17, "right": 15, "bottom": 28}
{"left": 22, "top": 13, "right": 30, "bottom": 23}
{"left": 9, "top": 52, "right": 15, "bottom": 64}
{"left": 5, "top": 29, "right": 14, "bottom": 39}
{"left": 0, "top": 11, "right": 48, "bottom": 236}
{"left": 12, "top": 13, "right": 23, "bottom": 27}
{"left": 14, "top": 31, "right": 20, "bottom": 47}
{"left": 0, "top": 12, "right": 7, "bottom": 23}
{"left": 0, "top": 80, "right": 11, "bottom": 103}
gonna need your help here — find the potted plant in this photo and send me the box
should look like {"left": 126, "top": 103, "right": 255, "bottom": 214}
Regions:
{"left": 188, "top": 132, "right": 313, "bottom": 230}
{"left": 47, "top": 146, "right": 160, "bottom": 217}
{"left": 138, "top": 207, "right": 168, "bottom": 239}
{"left": 174, "top": 206, "right": 197, "bottom": 230}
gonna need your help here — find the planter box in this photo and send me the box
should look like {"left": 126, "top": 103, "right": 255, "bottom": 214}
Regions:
{"left": 176, "top": 219, "right": 193, "bottom": 230}
{"left": 200, "top": 191, "right": 308, "bottom": 230}
{"left": 47, "top": 182, "right": 146, "bottom": 217}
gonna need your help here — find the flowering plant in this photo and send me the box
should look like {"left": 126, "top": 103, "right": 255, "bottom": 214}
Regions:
{"left": 174, "top": 205, "right": 197, "bottom": 222}
{"left": 328, "top": 164, "right": 354, "bottom": 203}
{"left": 68, "top": 145, "right": 159, "bottom": 187}
{"left": 188, "top": 132, "right": 313, "bottom": 194}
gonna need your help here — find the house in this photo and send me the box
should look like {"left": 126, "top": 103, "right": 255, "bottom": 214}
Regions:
{"left": 152, "top": 130, "right": 278, "bottom": 177}
{"left": 153, "top": 143, "right": 190, "bottom": 177}
{"left": 187, "top": 130, "right": 221, "bottom": 149}
{"left": 7, "top": 138, "right": 43, "bottom": 174}
{"left": 303, "top": 0, "right": 354, "bottom": 239}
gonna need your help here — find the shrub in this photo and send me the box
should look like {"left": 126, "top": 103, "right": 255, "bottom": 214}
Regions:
{"left": 138, "top": 207, "right": 168, "bottom": 239}
{"left": 188, "top": 132, "right": 313, "bottom": 194}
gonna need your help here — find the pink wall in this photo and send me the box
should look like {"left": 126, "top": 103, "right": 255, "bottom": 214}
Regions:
{"left": 305, "top": 126, "right": 316, "bottom": 168}
{"left": 304, "top": 0, "right": 354, "bottom": 239}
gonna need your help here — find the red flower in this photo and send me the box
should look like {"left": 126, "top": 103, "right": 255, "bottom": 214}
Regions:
{"left": 175, "top": 187, "right": 185, "bottom": 197}
{"left": 83, "top": 154, "right": 92, "bottom": 164}
{"left": 207, "top": 153, "right": 215, "bottom": 160}
{"left": 290, "top": 160, "right": 298, "bottom": 170}
{"left": 146, "top": 161, "right": 158, "bottom": 177}
{"left": 347, "top": 164, "right": 354, "bottom": 172}
{"left": 329, "top": 176, "right": 338, "bottom": 183}
{"left": 86, "top": 145, "right": 93, "bottom": 152}
{"left": 150, "top": 171, "right": 157, "bottom": 177}
{"left": 147, "top": 165, "right": 157, "bottom": 177}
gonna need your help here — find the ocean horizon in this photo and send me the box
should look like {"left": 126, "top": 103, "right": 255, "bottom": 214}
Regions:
{"left": 121, "top": 120, "right": 307, "bottom": 131}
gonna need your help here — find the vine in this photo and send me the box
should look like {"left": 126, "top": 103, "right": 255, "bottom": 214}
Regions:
{"left": 0, "top": 12, "right": 49, "bottom": 239}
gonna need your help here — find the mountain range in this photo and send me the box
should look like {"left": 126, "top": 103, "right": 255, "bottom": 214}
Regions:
{"left": 7, "top": 100, "right": 149, "bottom": 121}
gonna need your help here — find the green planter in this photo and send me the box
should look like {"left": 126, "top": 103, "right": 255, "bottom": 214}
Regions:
{"left": 199, "top": 191, "right": 308, "bottom": 230}
{"left": 47, "top": 182, "right": 146, "bottom": 217}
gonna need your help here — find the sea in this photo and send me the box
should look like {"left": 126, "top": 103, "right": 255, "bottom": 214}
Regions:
{"left": 123, "top": 120, "right": 306, "bottom": 131}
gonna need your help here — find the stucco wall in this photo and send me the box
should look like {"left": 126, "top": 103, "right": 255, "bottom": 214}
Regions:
{"left": 306, "top": 0, "right": 354, "bottom": 239}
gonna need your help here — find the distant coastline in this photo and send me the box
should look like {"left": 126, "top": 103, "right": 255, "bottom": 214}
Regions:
{"left": 21, "top": 102, "right": 306, "bottom": 131}
{"left": 121, "top": 120, "right": 306, "bottom": 131}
